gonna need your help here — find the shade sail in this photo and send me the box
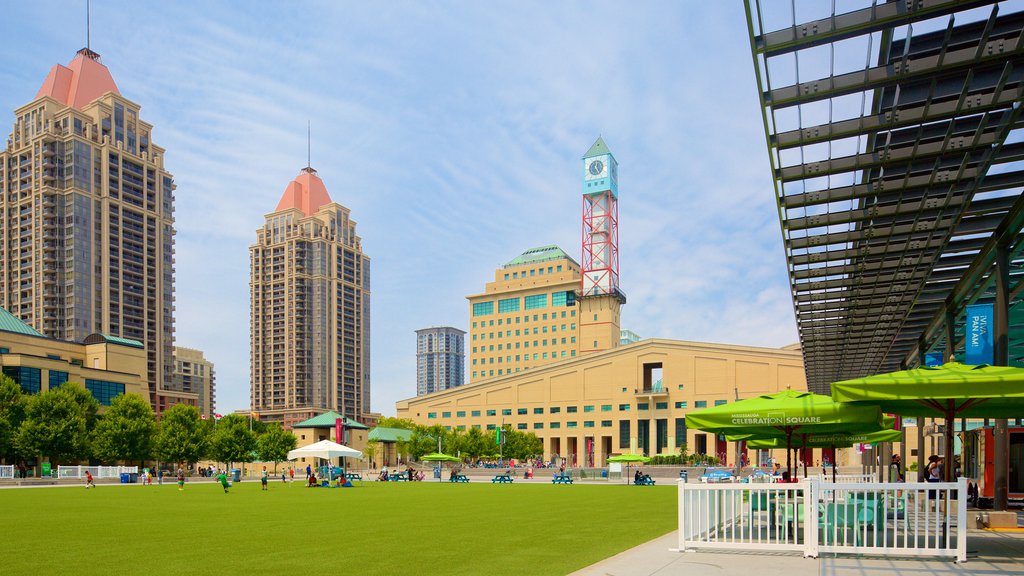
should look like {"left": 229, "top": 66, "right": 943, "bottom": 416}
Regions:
{"left": 287, "top": 440, "right": 363, "bottom": 461}
{"left": 607, "top": 454, "right": 651, "bottom": 463}
{"left": 685, "top": 390, "right": 886, "bottom": 437}
{"left": 830, "top": 362, "right": 1024, "bottom": 418}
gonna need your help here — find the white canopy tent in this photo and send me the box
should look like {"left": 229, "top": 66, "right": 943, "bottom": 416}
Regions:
{"left": 287, "top": 440, "right": 363, "bottom": 461}
{"left": 287, "top": 440, "right": 364, "bottom": 483}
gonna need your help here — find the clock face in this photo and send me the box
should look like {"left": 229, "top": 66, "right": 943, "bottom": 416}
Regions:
{"left": 586, "top": 157, "right": 607, "bottom": 180}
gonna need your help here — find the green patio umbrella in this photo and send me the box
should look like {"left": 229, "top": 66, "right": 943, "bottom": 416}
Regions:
{"left": 831, "top": 362, "right": 1024, "bottom": 481}
{"left": 607, "top": 454, "right": 651, "bottom": 484}
{"left": 738, "top": 429, "right": 904, "bottom": 450}
{"left": 606, "top": 453, "right": 651, "bottom": 463}
{"left": 686, "top": 389, "right": 886, "bottom": 476}
{"left": 727, "top": 419, "right": 903, "bottom": 480}
{"left": 420, "top": 453, "right": 461, "bottom": 482}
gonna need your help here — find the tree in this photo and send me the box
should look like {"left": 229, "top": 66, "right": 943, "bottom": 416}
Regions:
{"left": 209, "top": 414, "right": 256, "bottom": 468}
{"left": 16, "top": 382, "right": 99, "bottom": 466}
{"left": 155, "top": 404, "right": 207, "bottom": 465}
{"left": 363, "top": 439, "right": 379, "bottom": 468}
{"left": 0, "top": 375, "right": 27, "bottom": 463}
{"left": 92, "top": 393, "right": 156, "bottom": 465}
{"left": 376, "top": 416, "right": 417, "bottom": 430}
{"left": 256, "top": 424, "right": 296, "bottom": 473}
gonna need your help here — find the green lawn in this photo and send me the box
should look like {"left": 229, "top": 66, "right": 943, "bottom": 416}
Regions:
{"left": 3, "top": 480, "right": 676, "bottom": 575}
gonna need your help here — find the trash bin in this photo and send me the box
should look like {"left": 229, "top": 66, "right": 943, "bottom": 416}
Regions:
{"left": 433, "top": 466, "right": 441, "bottom": 479}
{"left": 601, "top": 470, "right": 608, "bottom": 478}
{"left": 231, "top": 469, "right": 241, "bottom": 483}
{"left": 679, "top": 470, "right": 688, "bottom": 482}
{"left": 129, "top": 473, "right": 139, "bottom": 483}
{"left": 120, "top": 473, "right": 130, "bottom": 484}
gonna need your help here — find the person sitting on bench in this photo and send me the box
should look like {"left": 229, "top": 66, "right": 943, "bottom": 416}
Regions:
{"left": 635, "top": 469, "right": 642, "bottom": 483}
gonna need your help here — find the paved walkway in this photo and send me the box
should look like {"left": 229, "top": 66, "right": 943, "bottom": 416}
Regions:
{"left": 570, "top": 530, "right": 1024, "bottom": 576}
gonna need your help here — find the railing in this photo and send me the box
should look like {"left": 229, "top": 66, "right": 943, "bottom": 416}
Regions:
{"left": 0, "top": 465, "right": 14, "bottom": 479}
{"left": 56, "top": 465, "right": 139, "bottom": 479}
{"left": 817, "top": 473, "right": 875, "bottom": 483}
{"left": 817, "top": 479, "right": 967, "bottom": 562}
{"left": 677, "top": 480, "right": 814, "bottom": 556}
{"left": 676, "top": 478, "right": 968, "bottom": 563}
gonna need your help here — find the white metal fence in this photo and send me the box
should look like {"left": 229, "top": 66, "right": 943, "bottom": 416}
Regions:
{"left": 817, "top": 473, "right": 875, "bottom": 483}
{"left": 0, "top": 465, "right": 13, "bottom": 479}
{"left": 56, "top": 465, "right": 138, "bottom": 479}
{"left": 676, "top": 478, "right": 968, "bottom": 563}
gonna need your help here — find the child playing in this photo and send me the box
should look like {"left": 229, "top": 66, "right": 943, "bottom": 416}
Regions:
{"left": 217, "top": 470, "right": 231, "bottom": 493}
{"left": 85, "top": 470, "right": 95, "bottom": 489}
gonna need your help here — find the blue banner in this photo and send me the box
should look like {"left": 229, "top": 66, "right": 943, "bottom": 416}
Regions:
{"left": 965, "top": 303, "right": 994, "bottom": 365}
{"left": 925, "top": 351, "right": 945, "bottom": 367}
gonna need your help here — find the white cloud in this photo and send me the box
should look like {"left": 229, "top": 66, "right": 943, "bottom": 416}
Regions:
{"left": 2, "top": 1, "right": 799, "bottom": 416}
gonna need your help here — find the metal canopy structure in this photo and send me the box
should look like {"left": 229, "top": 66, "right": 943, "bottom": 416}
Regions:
{"left": 744, "top": 0, "right": 1024, "bottom": 394}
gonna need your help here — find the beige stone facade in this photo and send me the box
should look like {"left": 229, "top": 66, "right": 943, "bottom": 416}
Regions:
{"left": 0, "top": 50, "right": 192, "bottom": 415}
{"left": 398, "top": 338, "right": 808, "bottom": 467}
{"left": 467, "top": 246, "right": 590, "bottom": 382}
{"left": 173, "top": 346, "right": 216, "bottom": 419}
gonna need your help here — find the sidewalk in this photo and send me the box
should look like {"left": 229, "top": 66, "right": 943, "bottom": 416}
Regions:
{"left": 569, "top": 530, "right": 1024, "bottom": 576}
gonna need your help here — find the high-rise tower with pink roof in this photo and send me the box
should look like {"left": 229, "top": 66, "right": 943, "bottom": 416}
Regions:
{"left": 0, "top": 48, "right": 195, "bottom": 414}
{"left": 250, "top": 166, "right": 371, "bottom": 427}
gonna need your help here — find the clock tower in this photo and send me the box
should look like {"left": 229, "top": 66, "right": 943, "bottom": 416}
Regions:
{"left": 579, "top": 136, "right": 625, "bottom": 354}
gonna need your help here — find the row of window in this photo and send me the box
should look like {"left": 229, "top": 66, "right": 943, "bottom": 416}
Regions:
{"left": 472, "top": 354, "right": 580, "bottom": 377}
{"left": 429, "top": 418, "right": 689, "bottom": 446}
{"left": 426, "top": 420, "right": 616, "bottom": 430}
{"left": 503, "top": 265, "right": 563, "bottom": 281}
{"left": 472, "top": 292, "right": 576, "bottom": 317}
{"left": 1, "top": 367, "right": 125, "bottom": 406}
{"left": 473, "top": 324, "right": 576, "bottom": 342}
{"left": 425, "top": 400, "right": 728, "bottom": 419}
{"left": 474, "top": 336, "right": 575, "bottom": 353}
{"left": 473, "top": 347, "right": 576, "bottom": 365}
{"left": 473, "top": 310, "right": 576, "bottom": 327}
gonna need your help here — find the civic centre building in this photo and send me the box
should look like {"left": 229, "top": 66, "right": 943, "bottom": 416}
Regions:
{"left": 398, "top": 337, "right": 807, "bottom": 467}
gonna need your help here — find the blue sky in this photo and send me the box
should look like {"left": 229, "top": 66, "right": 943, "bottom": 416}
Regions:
{"left": 1, "top": 1, "right": 801, "bottom": 416}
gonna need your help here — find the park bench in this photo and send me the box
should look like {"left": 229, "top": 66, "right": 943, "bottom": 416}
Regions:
{"left": 634, "top": 477, "right": 656, "bottom": 486}
{"left": 492, "top": 474, "right": 514, "bottom": 484}
{"left": 552, "top": 474, "right": 573, "bottom": 485}
{"left": 449, "top": 474, "right": 469, "bottom": 483}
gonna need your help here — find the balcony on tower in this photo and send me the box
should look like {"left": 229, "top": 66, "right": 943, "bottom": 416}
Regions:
{"left": 635, "top": 362, "right": 667, "bottom": 397}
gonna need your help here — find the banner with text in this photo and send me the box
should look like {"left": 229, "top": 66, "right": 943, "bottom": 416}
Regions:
{"left": 965, "top": 303, "right": 994, "bottom": 365}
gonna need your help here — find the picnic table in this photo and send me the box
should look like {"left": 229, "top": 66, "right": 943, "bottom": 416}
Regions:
{"left": 449, "top": 474, "right": 469, "bottom": 483}
{"left": 552, "top": 474, "right": 573, "bottom": 485}
{"left": 633, "top": 476, "right": 656, "bottom": 486}
{"left": 389, "top": 473, "right": 410, "bottom": 481}
{"left": 345, "top": 473, "right": 363, "bottom": 482}
{"left": 492, "top": 474, "right": 514, "bottom": 484}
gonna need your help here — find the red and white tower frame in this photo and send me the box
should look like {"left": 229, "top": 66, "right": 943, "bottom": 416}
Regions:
{"left": 581, "top": 190, "right": 620, "bottom": 297}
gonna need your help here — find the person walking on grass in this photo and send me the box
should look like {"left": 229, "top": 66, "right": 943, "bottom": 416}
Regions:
{"left": 261, "top": 466, "right": 269, "bottom": 491}
{"left": 217, "top": 470, "right": 231, "bottom": 493}
{"left": 177, "top": 466, "right": 185, "bottom": 491}
{"left": 85, "top": 470, "right": 95, "bottom": 489}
